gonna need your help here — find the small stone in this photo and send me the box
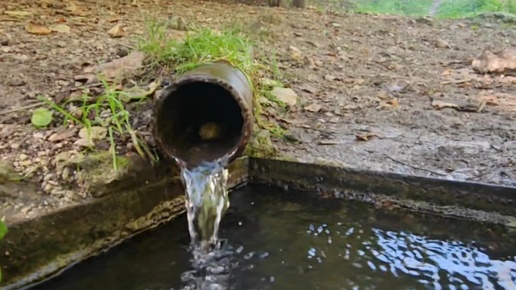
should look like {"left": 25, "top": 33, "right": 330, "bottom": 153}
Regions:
{"left": 33, "top": 132, "right": 46, "bottom": 139}
{"left": 18, "top": 154, "right": 28, "bottom": 161}
{"left": 10, "top": 143, "right": 20, "bottom": 149}
{"left": 270, "top": 87, "right": 299, "bottom": 107}
{"left": 304, "top": 103, "right": 322, "bottom": 112}
{"left": 288, "top": 46, "right": 302, "bottom": 61}
{"left": 434, "top": 39, "right": 450, "bottom": 48}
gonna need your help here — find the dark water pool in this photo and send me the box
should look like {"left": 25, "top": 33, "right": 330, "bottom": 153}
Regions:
{"left": 32, "top": 185, "right": 516, "bottom": 290}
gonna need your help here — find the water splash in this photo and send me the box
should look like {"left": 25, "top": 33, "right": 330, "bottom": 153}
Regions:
{"left": 179, "top": 158, "right": 230, "bottom": 252}
{"left": 178, "top": 158, "right": 234, "bottom": 289}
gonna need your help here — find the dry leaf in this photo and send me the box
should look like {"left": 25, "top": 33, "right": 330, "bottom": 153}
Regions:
{"left": 49, "top": 24, "right": 70, "bottom": 33}
{"left": 304, "top": 103, "right": 322, "bottom": 112}
{"left": 108, "top": 24, "right": 125, "bottom": 38}
{"left": 25, "top": 23, "right": 52, "bottom": 35}
{"left": 75, "top": 126, "right": 107, "bottom": 147}
{"left": 472, "top": 48, "right": 516, "bottom": 75}
{"left": 4, "top": 10, "right": 32, "bottom": 17}
{"left": 355, "top": 131, "right": 377, "bottom": 142}
{"left": 119, "top": 81, "right": 160, "bottom": 102}
{"left": 48, "top": 127, "right": 77, "bottom": 142}
{"left": 270, "top": 87, "right": 298, "bottom": 107}
{"left": 95, "top": 51, "right": 145, "bottom": 80}
{"left": 431, "top": 100, "right": 459, "bottom": 110}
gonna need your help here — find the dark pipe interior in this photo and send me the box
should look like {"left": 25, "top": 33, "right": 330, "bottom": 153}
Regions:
{"left": 156, "top": 81, "right": 245, "bottom": 167}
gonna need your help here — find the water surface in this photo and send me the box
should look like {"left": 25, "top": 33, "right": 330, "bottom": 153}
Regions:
{"left": 33, "top": 185, "right": 516, "bottom": 290}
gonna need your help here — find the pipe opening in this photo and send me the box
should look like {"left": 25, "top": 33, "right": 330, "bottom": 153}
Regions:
{"left": 156, "top": 81, "right": 245, "bottom": 167}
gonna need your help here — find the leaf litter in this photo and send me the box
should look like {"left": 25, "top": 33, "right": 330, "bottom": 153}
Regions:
{"left": 0, "top": 0, "right": 515, "bottom": 222}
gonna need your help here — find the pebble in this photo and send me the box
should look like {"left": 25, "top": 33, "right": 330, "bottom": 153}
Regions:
{"left": 19, "top": 153, "right": 28, "bottom": 161}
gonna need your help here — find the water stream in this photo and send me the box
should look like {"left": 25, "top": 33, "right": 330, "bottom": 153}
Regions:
{"left": 177, "top": 158, "right": 234, "bottom": 289}
{"left": 179, "top": 159, "right": 230, "bottom": 251}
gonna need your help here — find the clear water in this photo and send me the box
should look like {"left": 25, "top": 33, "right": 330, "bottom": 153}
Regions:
{"left": 32, "top": 185, "right": 516, "bottom": 290}
{"left": 179, "top": 159, "right": 230, "bottom": 253}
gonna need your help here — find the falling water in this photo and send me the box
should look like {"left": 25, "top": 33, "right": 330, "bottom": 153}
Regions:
{"left": 179, "top": 158, "right": 231, "bottom": 252}
{"left": 178, "top": 158, "right": 235, "bottom": 289}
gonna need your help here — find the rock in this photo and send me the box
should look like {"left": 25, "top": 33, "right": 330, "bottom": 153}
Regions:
{"left": 434, "top": 39, "right": 450, "bottom": 49}
{"left": 304, "top": 103, "right": 322, "bottom": 112}
{"left": 270, "top": 87, "right": 298, "bottom": 107}
{"left": 1, "top": 37, "right": 9, "bottom": 46}
{"left": 0, "top": 162, "right": 21, "bottom": 184}
{"left": 288, "top": 46, "right": 302, "bottom": 61}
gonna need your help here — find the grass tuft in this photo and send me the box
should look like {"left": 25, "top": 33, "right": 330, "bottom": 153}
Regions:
{"left": 138, "top": 21, "right": 287, "bottom": 137}
{"left": 39, "top": 78, "right": 157, "bottom": 170}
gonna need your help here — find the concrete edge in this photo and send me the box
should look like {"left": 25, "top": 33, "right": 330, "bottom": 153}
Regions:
{"left": 0, "top": 157, "right": 249, "bottom": 290}
{"left": 248, "top": 158, "right": 516, "bottom": 227}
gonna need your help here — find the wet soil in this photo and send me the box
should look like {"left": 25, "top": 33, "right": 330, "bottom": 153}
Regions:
{"left": 1, "top": 0, "right": 515, "bottom": 221}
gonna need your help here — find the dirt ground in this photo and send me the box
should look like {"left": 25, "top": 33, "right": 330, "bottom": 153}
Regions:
{"left": 1, "top": 0, "right": 515, "bottom": 221}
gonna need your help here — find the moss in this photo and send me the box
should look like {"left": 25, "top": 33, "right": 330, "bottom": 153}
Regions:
{"left": 54, "top": 150, "right": 134, "bottom": 196}
{"left": 244, "top": 129, "right": 276, "bottom": 158}
{"left": 313, "top": 158, "right": 349, "bottom": 168}
{"left": 0, "top": 162, "right": 22, "bottom": 184}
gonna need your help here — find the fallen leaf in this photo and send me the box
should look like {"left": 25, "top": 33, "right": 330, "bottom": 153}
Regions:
{"left": 472, "top": 47, "right": 516, "bottom": 75}
{"left": 118, "top": 81, "right": 160, "bottom": 102}
{"left": 25, "top": 23, "right": 52, "bottom": 35}
{"left": 270, "top": 87, "right": 298, "bottom": 107}
{"left": 108, "top": 23, "right": 125, "bottom": 38}
{"left": 434, "top": 39, "right": 450, "bottom": 48}
{"left": 324, "top": 74, "right": 337, "bottom": 81}
{"left": 355, "top": 131, "right": 377, "bottom": 142}
{"left": 388, "top": 98, "right": 399, "bottom": 107}
{"left": 299, "top": 84, "right": 318, "bottom": 94}
{"left": 304, "top": 103, "right": 322, "bottom": 112}
{"left": 31, "top": 108, "right": 53, "bottom": 128}
{"left": 49, "top": 24, "right": 70, "bottom": 33}
{"left": 431, "top": 100, "right": 459, "bottom": 110}
{"left": 4, "top": 10, "right": 32, "bottom": 17}
{"left": 431, "top": 99, "right": 485, "bottom": 112}
{"left": 76, "top": 126, "right": 107, "bottom": 147}
{"left": 288, "top": 46, "right": 302, "bottom": 61}
{"left": 95, "top": 51, "right": 145, "bottom": 80}
{"left": 48, "top": 127, "right": 77, "bottom": 142}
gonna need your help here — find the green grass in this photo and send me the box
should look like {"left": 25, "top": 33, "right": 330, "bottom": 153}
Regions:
{"left": 354, "top": 0, "right": 434, "bottom": 16}
{"left": 437, "top": 0, "right": 516, "bottom": 18}
{"left": 39, "top": 78, "right": 157, "bottom": 170}
{"left": 348, "top": 0, "right": 515, "bottom": 18}
{"left": 138, "top": 21, "right": 287, "bottom": 137}
{"left": 0, "top": 220, "right": 6, "bottom": 282}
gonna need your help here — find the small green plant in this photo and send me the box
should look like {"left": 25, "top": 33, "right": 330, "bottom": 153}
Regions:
{"left": 39, "top": 78, "right": 157, "bottom": 170}
{"left": 31, "top": 107, "right": 53, "bottom": 128}
{"left": 0, "top": 220, "right": 7, "bottom": 282}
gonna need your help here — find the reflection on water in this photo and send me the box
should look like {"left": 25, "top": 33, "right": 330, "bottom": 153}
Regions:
{"left": 33, "top": 185, "right": 516, "bottom": 290}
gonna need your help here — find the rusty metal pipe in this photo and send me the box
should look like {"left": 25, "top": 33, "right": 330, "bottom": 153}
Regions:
{"left": 154, "top": 62, "right": 254, "bottom": 168}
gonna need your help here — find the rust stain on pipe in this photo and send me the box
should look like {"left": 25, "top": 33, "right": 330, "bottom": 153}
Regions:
{"left": 154, "top": 62, "right": 254, "bottom": 168}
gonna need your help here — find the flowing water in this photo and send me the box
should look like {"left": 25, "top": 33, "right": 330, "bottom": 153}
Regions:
{"left": 32, "top": 185, "right": 516, "bottom": 290}
{"left": 178, "top": 159, "right": 230, "bottom": 252}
